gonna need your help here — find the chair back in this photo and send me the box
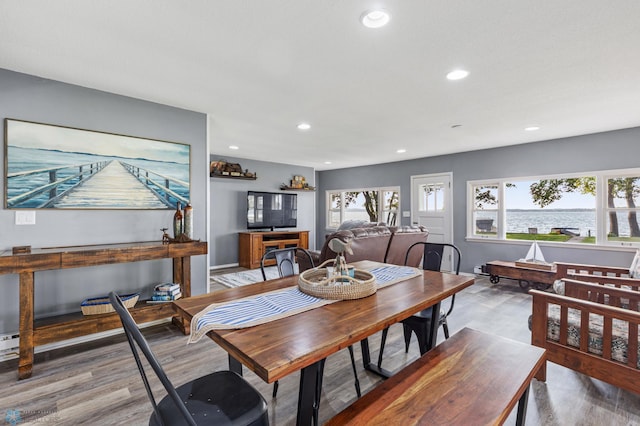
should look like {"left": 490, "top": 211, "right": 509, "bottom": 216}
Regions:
{"left": 260, "top": 247, "right": 314, "bottom": 281}
{"left": 405, "top": 242, "right": 461, "bottom": 275}
{"left": 109, "top": 292, "right": 197, "bottom": 426}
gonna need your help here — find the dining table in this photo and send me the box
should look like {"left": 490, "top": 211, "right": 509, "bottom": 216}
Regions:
{"left": 173, "top": 260, "right": 475, "bottom": 426}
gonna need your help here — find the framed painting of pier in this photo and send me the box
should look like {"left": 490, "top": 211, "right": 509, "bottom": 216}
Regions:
{"left": 4, "top": 119, "right": 191, "bottom": 209}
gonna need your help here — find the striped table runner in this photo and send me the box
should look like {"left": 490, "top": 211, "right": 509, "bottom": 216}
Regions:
{"left": 189, "top": 265, "right": 421, "bottom": 343}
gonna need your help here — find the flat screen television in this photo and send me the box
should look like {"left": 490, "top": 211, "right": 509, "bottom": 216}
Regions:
{"left": 247, "top": 191, "right": 297, "bottom": 230}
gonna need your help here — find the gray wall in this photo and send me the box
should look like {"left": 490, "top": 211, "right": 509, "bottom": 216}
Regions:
{"left": 0, "top": 69, "right": 208, "bottom": 334}
{"left": 209, "top": 155, "right": 315, "bottom": 266}
{"left": 318, "top": 127, "right": 640, "bottom": 273}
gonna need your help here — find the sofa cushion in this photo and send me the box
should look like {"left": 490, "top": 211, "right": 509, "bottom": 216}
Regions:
{"left": 384, "top": 226, "right": 429, "bottom": 266}
{"left": 321, "top": 226, "right": 392, "bottom": 265}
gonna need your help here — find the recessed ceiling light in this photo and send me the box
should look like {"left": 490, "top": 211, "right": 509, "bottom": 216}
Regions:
{"left": 524, "top": 126, "right": 540, "bottom": 131}
{"left": 324, "top": 161, "right": 332, "bottom": 165}
{"left": 297, "top": 123, "right": 311, "bottom": 130}
{"left": 228, "top": 145, "right": 239, "bottom": 150}
{"left": 397, "top": 149, "right": 407, "bottom": 154}
{"left": 446, "top": 69, "right": 469, "bottom": 80}
{"left": 360, "top": 10, "right": 391, "bottom": 28}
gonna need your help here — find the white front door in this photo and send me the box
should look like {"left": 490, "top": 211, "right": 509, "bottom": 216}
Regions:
{"left": 411, "top": 173, "right": 453, "bottom": 270}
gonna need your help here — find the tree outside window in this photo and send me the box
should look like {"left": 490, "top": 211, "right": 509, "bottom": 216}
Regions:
{"left": 327, "top": 188, "right": 400, "bottom": 228}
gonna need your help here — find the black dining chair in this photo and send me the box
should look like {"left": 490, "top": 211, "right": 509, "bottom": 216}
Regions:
{"left": 377, "top": 242, "right": 461, "bottom": 367}
{"left": 108, "top": 292, "right": 269, "bottom": 426}
{"left": 259, "top": 248, "right": 362, "bottom": 401}
{"left": 260, "top": 247, "right": 314, "bottom": 281}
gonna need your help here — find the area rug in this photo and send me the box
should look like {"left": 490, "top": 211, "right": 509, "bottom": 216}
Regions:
{"left": 210, "top": 266, "right": 282, "bottom": 288}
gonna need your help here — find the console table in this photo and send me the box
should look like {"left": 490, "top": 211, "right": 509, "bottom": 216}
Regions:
{"left": 238, "top": 230, "right": 309, "bottom": 269}
{"left": 0, "top": 240, "right": 207, "bottom": 379}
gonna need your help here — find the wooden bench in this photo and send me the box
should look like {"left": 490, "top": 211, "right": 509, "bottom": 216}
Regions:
{"left": 326, "top": 328, "right": 545, "bottom": 426}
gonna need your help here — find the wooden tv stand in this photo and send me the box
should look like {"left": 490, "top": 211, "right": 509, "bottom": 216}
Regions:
{"left": 0, "top": 240, "right": 207, "bottom": 379}
{"left": 238, "top": 230, "right": 309, "bottom": 269}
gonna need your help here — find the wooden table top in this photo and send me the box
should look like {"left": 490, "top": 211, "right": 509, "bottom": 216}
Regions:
{"left": 173, "top": 261, "right": 475, "bottom": 383}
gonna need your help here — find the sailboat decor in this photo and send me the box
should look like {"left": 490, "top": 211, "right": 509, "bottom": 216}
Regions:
{"left": 515, "top": 241, "right": 555, "bottom": 271}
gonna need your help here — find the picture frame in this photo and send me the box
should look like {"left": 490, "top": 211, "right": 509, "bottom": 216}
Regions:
{"left": 4, "top": 118, "right": 190, "bottom": 209}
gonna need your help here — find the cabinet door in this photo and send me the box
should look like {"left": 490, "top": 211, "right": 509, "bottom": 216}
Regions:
{"left": 251, "top": 235, "right": 263, "bottom": 266}
{"left": 262, "top": 242, "right": 281, "bottom": 267}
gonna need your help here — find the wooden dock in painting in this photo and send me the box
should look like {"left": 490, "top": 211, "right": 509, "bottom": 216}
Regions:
{"left": 7, "top": 159, "right": 190, "bottom": 209}
{"left": 53, "top": 161, "right": 169, "bottom": 208}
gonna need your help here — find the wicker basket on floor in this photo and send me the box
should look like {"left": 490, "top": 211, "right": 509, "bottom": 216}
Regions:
{"left": 298, "top": 265, "right": 376, "bottom": 300}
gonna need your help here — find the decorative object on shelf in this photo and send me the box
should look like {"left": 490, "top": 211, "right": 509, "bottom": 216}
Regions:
{"left": 280, "top": 174, "right": 315, "bottom": 191}
{"left": 81, "top": 293, "right": 139, "bottom": 315}
{"left": 12, "top": 246, "right": 31, "bottom": 254}
{"left": 515, "top": 240, "right": 555, "bottom": 271}
{"left": 148, "top": 283, "right": 182, "bottom": 303}
{"left": 183, "top": 203, "right": 193, "bottom": 238}
{"left": 161, "top": 228, "right": 170, "bottom": 244}
{"left": 5, "top": 118, "right": 190, "bottom": 210}
{"left": 210, "top": 160, "right": 257, "bottom": 180}
{"left": 298, "top": 259, "right": 376, "bottom": 300}
{"left": 173, "top": 202, "right": 183, "bottom": 238}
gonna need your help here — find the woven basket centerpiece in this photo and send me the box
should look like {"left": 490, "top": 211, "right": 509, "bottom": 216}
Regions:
{"left": 298, "top": 249, "right": 377, "bottom": 300}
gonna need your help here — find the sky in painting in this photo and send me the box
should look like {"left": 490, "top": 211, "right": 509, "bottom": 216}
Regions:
{"left": 7, "top": 120, "right": 189, "bottom": 164}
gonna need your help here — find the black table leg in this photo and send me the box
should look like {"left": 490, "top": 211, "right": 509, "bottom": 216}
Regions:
{"left": 425, "top": 301, "right": 441, "bottom": 353}
{"left": 515, "top": 384, "right": 530, "bottom": 426}
{"left": 361, "top": 337, "right": 395, "bottom": 379}
{"left": 228, "top": 353, "right": 243, "bottom": 376}
{"left": 297, "top": 358, "right": 325, "bottom": 426}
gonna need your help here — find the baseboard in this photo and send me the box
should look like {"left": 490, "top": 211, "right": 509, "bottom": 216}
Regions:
{"left": 210, "top": 263, "right": 239, "bottom": 271}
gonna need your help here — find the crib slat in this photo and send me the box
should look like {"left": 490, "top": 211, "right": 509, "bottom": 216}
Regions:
{"left": 603, "top": 316, "right": 613, "bottom": 360}
{"left": 628, "top": 322, "right": 638, "bottom": 368}
{"left": 580, "top": 310, "right": 589, "bottom": 352}
{"left": 560, "top": 305, "right": 569, "bottom": 345}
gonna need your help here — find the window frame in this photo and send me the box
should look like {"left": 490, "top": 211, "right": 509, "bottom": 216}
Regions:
{"left": 326, "top": 186, "right": 401, "bottom": 230}
{"left": 466, "top": 168, "right": 640, "bottom": 248}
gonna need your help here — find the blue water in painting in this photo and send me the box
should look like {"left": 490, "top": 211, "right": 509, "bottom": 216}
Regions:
{"left": 7, "top": 146, "right": 190, "bottom": 208}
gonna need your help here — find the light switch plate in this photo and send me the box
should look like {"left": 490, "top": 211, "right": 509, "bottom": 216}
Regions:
{"left": 15, "top": 211, "right": 36, "bottom": 225}
{"left": 402, "top": 211, "right": 411, "bottom": 218}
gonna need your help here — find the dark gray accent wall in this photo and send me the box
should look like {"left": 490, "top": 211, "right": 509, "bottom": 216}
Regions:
{"left": 0, "top": 69, "right": 208, "bottom": 334}
{"left": 209, "top": 155, "right": 315, "bottom": 266}
{"left": 318, "top": 127, "right": 640, "bottom": 273}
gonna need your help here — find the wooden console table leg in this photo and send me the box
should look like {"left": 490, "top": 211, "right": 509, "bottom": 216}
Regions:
{"left": 172, "top": 256, "right": 192, "bottom": 335}
{"left": 18, "top": 271, "right": 35, "bottom": 380}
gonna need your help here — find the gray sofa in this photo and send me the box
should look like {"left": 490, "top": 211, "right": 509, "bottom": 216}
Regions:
{"left": 298, "top": 225, "right": 428, "bottom": 271}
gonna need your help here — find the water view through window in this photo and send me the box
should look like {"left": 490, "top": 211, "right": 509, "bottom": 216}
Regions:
{"left": 469, "top": 173, "right": 640, "bottom": 246}
{"left": 505, "top": 179, "right": 596, "bottom": 243}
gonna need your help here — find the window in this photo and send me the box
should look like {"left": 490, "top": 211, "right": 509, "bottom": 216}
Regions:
{"left": 418, "top": 183, "right": 445, "bottom": 212}
{"left": 605, "top": 174, "right": 640, "bottom": 244}
{"left": 467, "top": 169, "right": 640, "bottom": 247}
{"left": 326, "top": 187, "right": 400, "bottom": 228}
{"left": 471, "top": 183, "right": 499, "bottom": 237}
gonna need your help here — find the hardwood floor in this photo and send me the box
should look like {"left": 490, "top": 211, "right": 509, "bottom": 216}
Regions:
{"left": 2, "top": 275, "right": 640, "bottom": 425}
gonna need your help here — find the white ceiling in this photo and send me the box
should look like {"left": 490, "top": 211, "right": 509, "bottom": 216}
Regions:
{"left": 1, "top": 1, "right": 639, "bottom": 171}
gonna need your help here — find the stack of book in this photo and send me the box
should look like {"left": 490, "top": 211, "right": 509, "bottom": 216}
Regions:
{"left": 149, "top": 283, "right": 182, "bottom": 302}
